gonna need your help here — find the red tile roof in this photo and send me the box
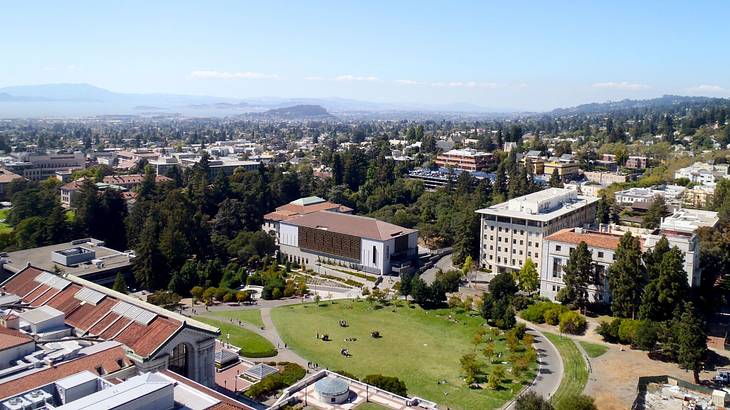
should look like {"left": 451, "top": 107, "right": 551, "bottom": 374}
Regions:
{"left": 102, "top": 174, "right": 171, "bottom": 186}
{"left": 545, "top": 228, "right": 645, "bottom": 251}
{"left": 264, "top": 201, "right": 352, "bottom": 222}
{"left": 0, "top": 327, "right": 33, "bottom": 351}
{"left": 1, "top": 266, "right": 202, "bottom": 360}
{"left": 0, "top": 344, "right": 132, "bottom": 399}
{"left": 283, "top": 210, "right": 417, "bottom": 241}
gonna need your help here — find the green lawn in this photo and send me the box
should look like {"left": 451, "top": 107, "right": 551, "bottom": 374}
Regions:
{"left": 544, "top": 333, "right": 588, "bottom": 408}
{"left": 195, "top": 316, "right": 277, "bottom": 358}
{"left": 203, "top": 309, "right": 265, "bottom": 328}
{"left": 354, "top": 403, "right": 390, "bottom": 410}
{"left": 579, "top": 341, "right": 609, "bottom": 358}
{"left": 0, "top": 208, "right": 12, "bottom": 234}
{"left": 271, "top": 301, "right": 537, "bottom": 410}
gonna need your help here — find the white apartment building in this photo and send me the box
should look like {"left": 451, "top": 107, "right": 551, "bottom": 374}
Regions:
{"left": 614, "top": 185, "right": 686, "bottom": 205}
{"left": 674, "top": 162, "right": 730, "bottom": 186}
{"left": 476, "top": 188, "right": 599, "bottom": 274}
{"left": 540, "top": 208, "right": 718, "bottom": 302}
{"left": 540, "top": 227, "right": 624, "bottom": 302}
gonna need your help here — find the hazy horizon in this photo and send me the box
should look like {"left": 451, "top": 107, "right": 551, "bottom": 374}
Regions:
{"left": 3, "top": 1, "right": 730, "bottom": 111}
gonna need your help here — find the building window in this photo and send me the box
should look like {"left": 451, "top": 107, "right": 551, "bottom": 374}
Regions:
{"left": 520, "top": 230, "right": 524, "bottom": 235}
{"left": 520, "top": 240, "right": 524, "bottom": 245}
{"left": 512, "top": 259, "right": 515, "bottom": 265}
{"left": 373, "top": 246, "right": 377, "bottom": 264}
{"left": 490, "top": 245, "right": 493, "bottom": 250}
{"left": 528, "top": 252, "right": 531, "bottom": 257}
{"left": 490, "top": 236, "right": 494, "bottom": 240}
{"left": 552, "top": 257, "right": 562, "bottom": 278}
{"left": 512, "top": 239, "right": 516, "bottom": 244}
{"left": 597, "top": 251, "right": 604, "bottom": 258}
{"left": 555, "top": 245, "right": 562, "bottom": 251}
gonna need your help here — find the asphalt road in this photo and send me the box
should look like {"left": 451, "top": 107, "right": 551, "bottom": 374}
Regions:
{"left": 504, "top": 325, "right": 564, "bottom": 409}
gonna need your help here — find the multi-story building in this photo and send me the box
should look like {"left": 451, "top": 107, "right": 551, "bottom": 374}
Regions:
{"left": 0, "top": 265, "right": 220, "bottom": 387}
{"left": 614, "top": 185, "right": 686, "bottom": 205}
{"left": 583, "top": 170, "right": 630, "bottom": 186}
{"left": 540, "top": 209, "right": 718, "bottom": 302}
{"left": 683, "top": 185, "right": 715, "bottom": 208}
{"left": 263, "top": 196, "right": 352, "bottom": 242}
{"left": 434, "top": 149, "right": 493, "bottom": 171}
{"left": 278, "top": 211, "right": 418, "bottom": 276}
{"left": 625, "top": 155, "right": 648, "bottom": 170}
{"left": 543, "top": 160, "right": 579, "bottom": 179}
{"left": 2, "top": 152, "right": 85, "bottom": 181}
{"left": 102, "top": 174, "right": 172, "bottom": 189}
{"left": 407, "top": 168, "right": 495, "bottom": 191}
{"left": 540, "top": 227, "right": 627, "bottom": 302}
{"left": 674, "top": 162, "right": 730, "bottom": 186}
{"left": 476, "top": 188, "right": 599, "bottom": 274}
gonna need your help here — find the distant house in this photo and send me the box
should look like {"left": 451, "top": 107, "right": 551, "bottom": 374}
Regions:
{"left": 102, "top": 174, "right": 172, "bottom": 189}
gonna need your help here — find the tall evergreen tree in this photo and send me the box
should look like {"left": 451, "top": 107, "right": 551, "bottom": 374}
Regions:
{"left": 112, "top": 272, "right": 128, "bottom": 294}
{"left": 677, "top": 302, "right": 707, "bottom": 383}
{"left": 549, "top": 168, "right": 561, "bottom": 188}
{"left": 639, "top": 247, "right": 689, "bottom": 321}
{"left": 642, "top": 236, "right": 670, "bottom": 281}
{"left": 562, "top": 241, "right": 593, "bottom": 312}
{"left": 642, "top": 195, "right": 668, "bottom": 229}
{"left": 607, "top": 232, "right": 646, "bottom": 319}
{"left": 133, "top": 213, "right": 168, "bottom": 289}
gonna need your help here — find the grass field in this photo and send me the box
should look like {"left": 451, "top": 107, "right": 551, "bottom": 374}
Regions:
{"left": 354, "top": 403, "right": 390, "bottom": 410}
{"left": 0, "top": 208, "right": 12, "bottom": 234}
{"left": 203, "top": 309, "right": 265, "bottom": 328}
{"left": 271, "top": 300, "right": 537, "bottom": 410}
{"left": 544, "top": 333, "right": 588, "bottom": 408}
{"left": 195, "top": 316, "right": 277, "bottom": 358}
{"left": 579, "top": 341, "right": 609, "bottom": 358}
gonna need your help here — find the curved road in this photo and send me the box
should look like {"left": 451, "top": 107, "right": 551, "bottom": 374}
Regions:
{"left": 504, "top": 324, "right": 563, "bottom": 409}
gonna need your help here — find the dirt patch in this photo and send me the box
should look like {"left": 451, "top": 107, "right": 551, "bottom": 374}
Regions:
{"left": 586, "top": 347, "right": 710, "bottom": 410}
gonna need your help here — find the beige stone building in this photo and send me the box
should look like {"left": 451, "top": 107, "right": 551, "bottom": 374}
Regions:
{"left": 476, "top": 188, "right": 599, "bottom": 274}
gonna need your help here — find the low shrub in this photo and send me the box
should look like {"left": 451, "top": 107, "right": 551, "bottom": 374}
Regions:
{"left": 558, "top": 311, "right": 587, "bottom": 335}
{"left": 244, "top": 363, "right": 306, "bottom": 400}
{"left": 362, "top": 374, "right": 407, "bottom": 396}
{"left": 520, "top": 302, "right": 554, "bottom": 323}
{"left": 618, "top": 319, "right": 641, "bottom": 344}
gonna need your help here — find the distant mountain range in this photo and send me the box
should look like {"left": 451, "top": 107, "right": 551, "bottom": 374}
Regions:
{"left": 549, "top": 95, "right": 729, "bottom": 115}
{"left": 0, "top": 83, "right": 518, "bottom": 118}
{"left": 0, "top": 83, "right": 728, "bottom": 119}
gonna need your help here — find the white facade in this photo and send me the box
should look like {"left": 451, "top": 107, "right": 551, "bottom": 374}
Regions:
{"left": 476, "top": 188, "right": 599, "bottom": 274}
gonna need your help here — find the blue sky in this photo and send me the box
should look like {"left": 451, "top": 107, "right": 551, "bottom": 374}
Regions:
{"left": 2, "top": 1, "right": 729, "bottom": 110}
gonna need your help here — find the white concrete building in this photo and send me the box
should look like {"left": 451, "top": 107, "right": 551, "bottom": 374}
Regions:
{"left": 2, "top": 152, "right": 85, "bottom": 181}
{"left": 674, "top": 162, "right": 730, "bottom": 186}
{"left": 278, "top": 211, "right": 418, "bottom": 275}
{"left": 614, "top": 185, "right": 686, "bottom": 205}
{"left": 476, "top": 188, "right": 599, "bottom": 274}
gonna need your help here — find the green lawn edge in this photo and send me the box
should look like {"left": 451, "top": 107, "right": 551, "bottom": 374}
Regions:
{"left": 578, "top": 341, "right": 608, "bottom": 358}
{"left": 195, "top": 315, "right": 277, "bottom": 358}
{"left": 543, "top": 333, "right": 588, "bottom": 408}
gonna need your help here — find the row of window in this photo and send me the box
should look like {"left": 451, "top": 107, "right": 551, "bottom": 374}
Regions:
{"left": 553, "top": 244, "right": 611, "bottom": 259}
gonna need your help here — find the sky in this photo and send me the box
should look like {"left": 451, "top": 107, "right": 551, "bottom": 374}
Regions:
{"left": 2, "top": 0, "right": 730, "bottom": 111}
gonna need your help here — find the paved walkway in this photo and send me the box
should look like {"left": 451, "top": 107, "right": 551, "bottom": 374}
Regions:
{"left": 256, "top": 307, "right": 308, "bottom": 366}
{"left": 504, "top": 323, "right": 563, "bottom": 409}
{"left": 421, "top": 253, "right": 453, "bottom": 284}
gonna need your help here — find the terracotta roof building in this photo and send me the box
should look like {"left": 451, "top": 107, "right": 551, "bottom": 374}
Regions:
{"left": 102, "top": 174, "right": 172, "bottom": 189}
{"left": 263, "top": 196, "right": 352, "bottom": 242}
{"left": 279, "top": 210, "right": 418, "bottom": 276}
{"left": 0, "top": 266, "right": 219, "bottom": 387}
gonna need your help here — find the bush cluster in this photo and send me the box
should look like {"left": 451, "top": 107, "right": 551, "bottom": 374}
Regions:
{"left": 597, "top": 318, "right": 657, "bottom": 349}
{"left": 244, "top": 363, "right": 306, "bottom": 400}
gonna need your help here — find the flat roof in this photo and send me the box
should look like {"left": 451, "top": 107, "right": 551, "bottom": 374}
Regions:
{"left": 3, "top": 239, "right": 132, "bottom": 279}
{"left": 476, "top": 188, "right": 599, "bottom": 222}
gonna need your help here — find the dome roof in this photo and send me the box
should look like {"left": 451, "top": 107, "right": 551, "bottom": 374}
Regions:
{"left": 314, "top": 376, "right": 349, "bottom": 396}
